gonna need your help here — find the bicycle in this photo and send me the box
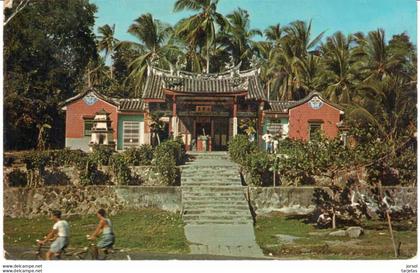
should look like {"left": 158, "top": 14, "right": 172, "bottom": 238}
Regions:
{"left": 74, "top": 235, "right": 116, "bottom": 260}
{"left": 21, "top": 240, "right": 66, "bottom": 260}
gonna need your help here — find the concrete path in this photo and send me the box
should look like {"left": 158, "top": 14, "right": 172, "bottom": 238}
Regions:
{"left": 181, "top": 152, "right": 264, "bottom": 258}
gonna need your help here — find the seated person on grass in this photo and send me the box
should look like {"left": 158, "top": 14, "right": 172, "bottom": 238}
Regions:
{"left": 87, "top": 208, "right": 115, "bottom": 258}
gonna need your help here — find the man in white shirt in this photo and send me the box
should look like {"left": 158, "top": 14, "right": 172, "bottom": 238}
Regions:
{"left": 38, "top": 210, "right": 70, "bottom": 260}
{"left": 262, "top": 130, "right": 273, "bottom": 153}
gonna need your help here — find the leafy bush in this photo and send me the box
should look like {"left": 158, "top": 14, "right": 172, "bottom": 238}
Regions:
{"left": 22, "top": 151, "right": 49, "bottom": 172}
{"left": 122, "top": 145, "right": 154, "bottom": 166}
{"left": 153, "top": 153, "right": 178, "bottom": 186}
{"left": 395, "top": 148, "right": 417, "bottom": 186}
{"left": 89, "top": 145, "right": 114, "bottom": 166}
{"left": 47, "top": 149, "right": 87, "bottom": 168}
{"left": 243, "top": 150, "right": 272, "bottom": 186}
{"left": 110, "top": 153, "right": 132, "bottom": 185}
{"left": 152, "top": 139, "right": 183, "bottom": 185}
{"left": 228, "top": 134, "right": 258, "bottom": 165}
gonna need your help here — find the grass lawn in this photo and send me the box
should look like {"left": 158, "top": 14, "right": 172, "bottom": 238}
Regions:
{"left": 4, "top": 209, "right": 189, "bottom": 254}
{"left": 254, "top": 212, "right": 417, "bottom": 259}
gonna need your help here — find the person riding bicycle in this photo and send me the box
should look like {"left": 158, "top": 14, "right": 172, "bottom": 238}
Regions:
{"left": 87, "top": 209, "right": 115, "bottom": 258}
{"left": 38, "top": 210, "right": 70, "bottom": 260}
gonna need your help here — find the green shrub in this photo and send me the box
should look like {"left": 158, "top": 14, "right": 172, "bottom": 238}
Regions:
{"left": 152, "top": 140, "right": 183, "bottom": 185}
{"left": 79, "top": 159, "right": 98, "bottom": 185}
{"left": 228, "top": 134, "right": 258, "bottom": 165}
{"left": 153, "top": 152, "right": 178, "bottom": 186}
{"left": 110, "top": 153, "right": 132, "bottom": 185}
{"left": 47, "top": 149, "right": 87, "bottom": 167}
{"left": 22, "top": 151, "right": 49, "bottom": 172}
{"left": 155, "top": 139, "right": 186, "bottom": 166}
{"left": 90, "top": 145, "right": 114, "bottom": 166}
{"left": 243, "top": 150, "right": 272, "bottom": 186}
{"left": 122, "top": 145, "right": 154, "bottom": 166}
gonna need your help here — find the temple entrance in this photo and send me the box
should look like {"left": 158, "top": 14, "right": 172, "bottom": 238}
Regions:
{"left": 194, "top": 117, "right": 212, "bottom": 152}
{"left": 212, "top": 118, "right": 229, "bottom": 151}
{"left": 192, "top": 117, "right": 229, "bottom": 151}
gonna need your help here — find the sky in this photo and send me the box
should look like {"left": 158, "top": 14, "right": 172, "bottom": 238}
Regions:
{"left": 91, "top": 0, "right": 417, "bottom": 44}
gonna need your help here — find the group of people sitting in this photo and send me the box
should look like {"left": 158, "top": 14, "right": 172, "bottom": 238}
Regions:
{"left": 38, "top": 208, "right": 115, "bottom": 260}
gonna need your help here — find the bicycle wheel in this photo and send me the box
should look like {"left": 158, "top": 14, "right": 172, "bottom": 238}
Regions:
{"left": 79, "top": 246, "right": 97, "bottom": 260}
{"left": 21, "top": 251, "right": 40, "bottom": 260}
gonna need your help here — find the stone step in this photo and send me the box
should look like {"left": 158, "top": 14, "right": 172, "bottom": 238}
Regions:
{"left": 182, "top": 214, "right": 252, "bottom": 223}
{"left": 181, "top": 186, "right": 244, "bottom": 192}
{"left": 181, "top": 161, "right": 237, "bottom": 167}
{"left": 182, "top": 201, "right": 248, "bottom": 210}
{"left": 183, "top": 196, "right": 245, "bottom": 202}
{"left": 182, "top": 176, "right": 240, "bottom": 181}
{"left": 182, "top": 193, "right": 245, "bottom": 199}
{"left": 189, "top": 244, "right": 263, "bottom": 257}
{"left": 185, "top": 220, "right": 253, "bottom": 225}
{"left": 183, "top": 204, "right": 250, "bottom": 210}
{"left": 181, "top": 169, "right": 241, "bottom": 175}
{"left": 181, "top": 168, "right": 239, "bottom": 174}
{"left": 181, "top": 163, "right": 238, "bottom": 168}
{"left": 181, "top": 182, "right": 241, "bottom": 187}
{"left": 181, "top": 180, "right": 241, "bottom": 185}
{"left": 184, "top": 209, "right": 250, "bottom": 215}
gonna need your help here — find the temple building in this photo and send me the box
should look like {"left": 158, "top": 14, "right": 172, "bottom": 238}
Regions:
{"left": 61, "top": 65, "right": 344, "bottom": 152}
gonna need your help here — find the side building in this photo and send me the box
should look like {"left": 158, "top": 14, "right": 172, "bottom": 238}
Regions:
{"left": 61, "top": 65, "right": 344, "bottom": 152}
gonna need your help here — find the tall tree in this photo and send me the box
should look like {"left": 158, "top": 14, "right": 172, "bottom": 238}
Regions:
{"left": 174, "top": 0, "right": 228, "bottom": 73}
{"left": 319, "top": 32, "right": 360, "bottom": 103}
{"left": 348, "top": 76, "right": 416, "bottom": 151}
{"left": 97, "top": 23, "right": 119, "bottom": 78}
{"left": 121, "top": 13, "right": 179, "bottom": 96}
{"left": 356, "top": 29, "right": 399, "bottom": 81}
{"left": 269, "top": 20, "right": 325, "bottom": 100}
{"left": 219, "top": 8, "right": 262, "bottom": 69}
{"left": 4, "top": 0, "right": 97, "bottom": 150}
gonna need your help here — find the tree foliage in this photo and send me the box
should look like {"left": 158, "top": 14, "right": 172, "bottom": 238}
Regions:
{"left": 4, "top": 0, "right": 98, "bottom": 150}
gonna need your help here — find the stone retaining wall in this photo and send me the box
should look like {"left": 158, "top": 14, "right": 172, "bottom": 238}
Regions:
{"left": 246, "top": 186, "right": 417, "bottom": 215}
{"left": 4, "top": 185, "right": 416, "bottom": 218}
{"left": 4, "top": 186, "right": 181, "bottom": 218}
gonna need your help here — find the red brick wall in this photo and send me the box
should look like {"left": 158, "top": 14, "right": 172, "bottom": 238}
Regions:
{"left": 288, "top": 101, "right": 341, "bottom": 141}
{"left": 65, "top": 98, "right": 118, "bottom": 139}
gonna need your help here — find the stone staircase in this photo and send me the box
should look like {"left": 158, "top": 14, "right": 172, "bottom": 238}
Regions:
{"left": 181, "top": 152, "right": 264, "bottom": 258}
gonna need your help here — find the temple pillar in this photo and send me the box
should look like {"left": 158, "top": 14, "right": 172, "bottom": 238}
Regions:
{"left": 143, "top": 111, "right": 151, "bottom": 145}
{"left": 233, "top": 99, "right": 238, "bottom": 136}
{"left": 172, "top": 95, "right": 179, "bottom": 137}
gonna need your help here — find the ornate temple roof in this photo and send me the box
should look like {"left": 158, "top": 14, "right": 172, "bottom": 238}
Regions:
{"left": 142, "top": 65, "right": 267, "bottom": 100}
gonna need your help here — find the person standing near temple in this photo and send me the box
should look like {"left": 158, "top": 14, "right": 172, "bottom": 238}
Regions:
{"left": 262, "top": 130, "right": 273, "bottom": 153}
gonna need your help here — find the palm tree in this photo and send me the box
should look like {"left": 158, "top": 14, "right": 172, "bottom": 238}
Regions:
{"left": 319, "top": 32, "right": 360, "bottom": 103}
{"left": 259, "top": 20, "right": 325, "bottom": 100}
{"left": 355, "top": 29, "right": 399, "bottom": 81}
{"left": 97, "top": 24, "right": 119, "bottom": 78}
{"left": 264, "top": 24, "right": 283, "bottom": 43}
{"left": 348, "top": 76, "right": 416, "bottom": 152}
{"left": 120, "top": 13, "right": 180, "bottom": 96}
{"left": 174, "top": 0, "right": 228, "bottom": 73}
{"left": 85, "top": 57, "right": 110, "bottom": 88}
{"left": 283, "top": 20, "right": 325, "bottom": 57}
{"left": 219, "top": 8, "right": 262, "bottom": 69}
